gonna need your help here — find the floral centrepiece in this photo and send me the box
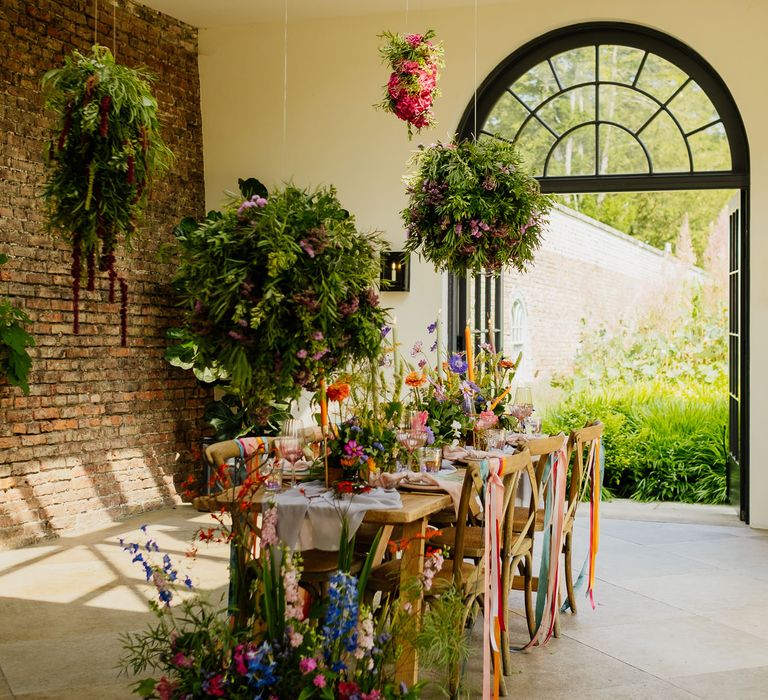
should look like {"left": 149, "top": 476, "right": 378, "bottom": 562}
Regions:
{"left": 378, "top": 30, "right": 444, "bottom": 139}
{"left": 401, "top": 323, "right": 523, "bottom": 446}
{"left": 165, "top": 180, "right": 388, "bottom": 422}
{"left": 41, "top": 45, "right": 172, "bottom": 345}
{"left": 403, "top": 139, "right": 552, "bottom": 275}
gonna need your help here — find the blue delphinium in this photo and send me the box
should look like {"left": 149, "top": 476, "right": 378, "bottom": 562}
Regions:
{"left": 322, "top": 572, "right": 359, "bottom": 657}
{"left": 246, "top": 642, "right": 277, "bottom": 692}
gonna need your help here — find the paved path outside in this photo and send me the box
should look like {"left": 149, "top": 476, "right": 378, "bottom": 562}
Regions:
{"left": 1, "top": 501, "right": 767, "bottom": 699}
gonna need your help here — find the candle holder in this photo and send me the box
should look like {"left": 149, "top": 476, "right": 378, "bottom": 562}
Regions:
{"left": 380, "top": 251, "right": 410, "bottom": 292}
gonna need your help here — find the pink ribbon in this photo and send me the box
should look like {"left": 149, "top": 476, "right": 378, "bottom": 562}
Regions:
{"left": 483, "top": 456, "right": 504, "bottom": 700}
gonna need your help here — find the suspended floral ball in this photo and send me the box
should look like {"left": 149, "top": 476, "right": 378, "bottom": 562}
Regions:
{"left": 403, "top": 139, "right": 553, "bottom": 276}
{"left": 165, "top": 179, "right": 389, "bottom": 420}
{"left": 377, "top": 30, "right": 444, "bottom": 139}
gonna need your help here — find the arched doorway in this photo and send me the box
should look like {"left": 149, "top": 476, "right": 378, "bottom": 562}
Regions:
{"left": 450, "top": 22, "right": 750, "bottom": 520}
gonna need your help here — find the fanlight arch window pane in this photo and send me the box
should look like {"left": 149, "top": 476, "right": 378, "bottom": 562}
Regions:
{"left": 598, "top": 45, "right": 645, "bottom": 85}
{"left": 598, "top": 124, "right": 649, "bottom": 174}
{"left": 667, "top": 80, "right": 720, "bottom": 134}
{"left": 551, "top": 46, "right": 595, "bottom": 87}
{"left": 504, "top": 119, "right": 555, "bottom": 174}
{"left": 547, "top": 124, "right": 596, "bottom": 177}
{"left": 537, "top": 85, "right": 595, "bottom": 133}
{"left": 640, "top": 111, "right": 690, "bottom": 172}
{"left": 513, "top": 61, "right": 560, "bottom": 109}
{"left": 481, "top": 42, "right": 737, "bottom": 178}
{"left": 484, "top": 91, "right": 529, "bottom": 140}
{"left": 690, "top": 122, "right": 732, "bottom": 170}
{"left": 634, "top": 53, "right": 689, "bottom": 102}
{"left": 598, "top": 84, "right": 657, "bottom": 133}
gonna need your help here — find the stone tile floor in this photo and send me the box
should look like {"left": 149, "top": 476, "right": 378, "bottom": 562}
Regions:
{"left": 1, "top": 501, "right": 766, "bottom": 699}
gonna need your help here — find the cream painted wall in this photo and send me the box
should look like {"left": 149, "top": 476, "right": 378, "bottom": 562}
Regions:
{"left": 199, "top": 1, "right": 768, "bottom": 527}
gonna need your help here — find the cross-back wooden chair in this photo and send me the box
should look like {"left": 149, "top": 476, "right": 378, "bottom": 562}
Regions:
{"left": 505, "top": 434, "right": 566, "bottom": 640}
{"left": 199, "top": 438, "right": 364, "bottom": 599}
{"left": 562, "top": 420, "right": 604, "bottom": 615}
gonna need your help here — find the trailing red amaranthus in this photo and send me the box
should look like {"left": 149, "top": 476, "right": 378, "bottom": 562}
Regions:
{"left": 41, "top": 45, "right": 172, "bottom": 343}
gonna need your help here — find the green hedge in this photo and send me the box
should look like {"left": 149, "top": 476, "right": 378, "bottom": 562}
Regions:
{"left": 544, "top": 381, "right": 728, "bottom": 504}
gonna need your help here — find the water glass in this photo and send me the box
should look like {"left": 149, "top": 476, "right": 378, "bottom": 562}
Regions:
{"left": 261, "top": 459, "right": 283, "bottom": 491}
{"left": 485, "top": 428, "right": 506, "bottom": 452}
{"left": 525, "top": 415, "right": 543, "bottom": 435}
{"left": 417, "top": 446, "right": 442, "bottom": 473}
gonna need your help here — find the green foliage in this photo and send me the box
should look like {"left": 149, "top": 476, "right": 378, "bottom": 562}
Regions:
{"left": 166, "top": 180, "right": 389, "bottom": 420}
{"left": 545, "top": 382, "right": 727, "bottom": 504}
{"left": 41, "top": 45, "right": 172, "bottom": 266}
{"left": 553, "top": 290, "right": 727, "bottom": 392}
{"left": 0, "top": 256, "right": 35, "bottom": 395}
{"left": 403, "top": 139, "right": 552, "bottom": 275}
{"left": 546, "top": 290, "right": 728, "bottom": 504}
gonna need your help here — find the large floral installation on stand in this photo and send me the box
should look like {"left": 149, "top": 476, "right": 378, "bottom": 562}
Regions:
{"left": 402, "top": 139, "right": 553, "bottom": 275}
{"left": 165, "top": 179, "right": 389, "bottom": 425}
{"left": 377, "top": 30, "right": 444, "bottom": 139}
{"left": 41, "top": 46, "right": 173, "bottom": 345}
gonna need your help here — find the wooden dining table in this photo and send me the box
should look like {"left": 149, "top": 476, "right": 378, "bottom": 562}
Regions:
{"left": 201, "top": 483, "right": 453, "bottom": 688}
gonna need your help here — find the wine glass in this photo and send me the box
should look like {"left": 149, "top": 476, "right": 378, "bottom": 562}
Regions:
{"left": 281, "top": 418, "right": 302, "bottom": 438}
{"left": 510, "top": 385, "right": 534, "bottom": 431}
{"left": 397, "top": 417, "right": 427, "bottom": 472}
{"left": 276, "top": 435, "right": 303, "bottom": 488}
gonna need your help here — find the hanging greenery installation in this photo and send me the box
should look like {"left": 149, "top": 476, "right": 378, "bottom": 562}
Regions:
{"left": 403, "top": 138, "right": 553, "bottom": 275}
{"left": 41, "top": 45, "right": 172, "bottom": 345}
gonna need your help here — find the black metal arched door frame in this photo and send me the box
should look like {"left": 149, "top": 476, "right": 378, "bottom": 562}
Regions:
{"left": 451, "top": 22, "right": 751, "bottom": 521}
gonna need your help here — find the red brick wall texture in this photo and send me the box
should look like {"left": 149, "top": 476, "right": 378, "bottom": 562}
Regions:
{"left": 0, "top": 0, "right": 210, "bottom": 548}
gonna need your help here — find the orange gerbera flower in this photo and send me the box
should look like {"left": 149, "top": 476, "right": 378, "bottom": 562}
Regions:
{"left": 326, "top": 382, "right": 351, "bottom": 402}
{"left": 498, "top": 358, "right": 516, "bottom": 369}
{"left": 405, "top": 370, "right": 427, "bottom": 387}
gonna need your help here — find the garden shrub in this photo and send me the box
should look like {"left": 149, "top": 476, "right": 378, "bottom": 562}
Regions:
{"left": 545, "top": 288, "right": 728, "bottom": 504}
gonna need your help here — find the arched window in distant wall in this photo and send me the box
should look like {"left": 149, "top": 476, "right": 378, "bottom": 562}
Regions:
{"left": 507, "top": 298, "right": 531, "bottom": 382}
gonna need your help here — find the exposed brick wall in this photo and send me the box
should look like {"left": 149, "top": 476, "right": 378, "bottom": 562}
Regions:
{"left": 503, "top": 205, "right": 705, "bottom": 386}
{"left": 0, "top": 0, "right": 210, "bottom": 548}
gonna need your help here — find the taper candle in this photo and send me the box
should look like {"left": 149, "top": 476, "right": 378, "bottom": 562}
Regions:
{"left": 435, "top": 308, "right": 442, "bottom": 381}
{"left": 465, "top": 322, "right": 474, "bottom": 381}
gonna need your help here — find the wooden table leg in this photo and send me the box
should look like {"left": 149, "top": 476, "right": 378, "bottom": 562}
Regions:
{"left": 395, "top": 517, "right": 426, "bottom": 688}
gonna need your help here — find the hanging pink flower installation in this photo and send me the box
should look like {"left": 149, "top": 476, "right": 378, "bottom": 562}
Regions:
{"left": 377, "top": 30, "right": 444, "bottom": 139}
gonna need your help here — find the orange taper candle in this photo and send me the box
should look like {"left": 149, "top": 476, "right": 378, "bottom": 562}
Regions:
{"left": 465, "top": 323, "right": 475, "bottom": 381}
{"left": 319, "top": 379, "right": 328, "bottom": 432}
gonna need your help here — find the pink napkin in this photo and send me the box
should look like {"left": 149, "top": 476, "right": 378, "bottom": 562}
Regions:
{"left": 371, "top": 471, "right": 464, "bottom": 517}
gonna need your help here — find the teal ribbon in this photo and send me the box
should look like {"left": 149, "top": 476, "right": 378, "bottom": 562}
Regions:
{"left": 561, "top": 442, "right": 605, "bottom": 613}
{"left": 534, "top": 454, "right": 555, "bottom": 629}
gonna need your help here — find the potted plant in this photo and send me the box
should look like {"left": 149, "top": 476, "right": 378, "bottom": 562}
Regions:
{"left": 402, "top": 139, "right": 552, "bottom": 275}
{"left": 166, "top": 179, "right": 389, "bottom": 423}
{"left": 0, "top": 254, "right": 35, "bottom": 395}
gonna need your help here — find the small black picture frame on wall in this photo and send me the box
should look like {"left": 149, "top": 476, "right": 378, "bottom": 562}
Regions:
{"left": 380, "top": 251, "right": 410, "bottom": 292}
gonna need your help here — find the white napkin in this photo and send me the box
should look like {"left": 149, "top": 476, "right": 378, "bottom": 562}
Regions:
{"left": 273, "top": 481, "right": 402, "bottom": 551}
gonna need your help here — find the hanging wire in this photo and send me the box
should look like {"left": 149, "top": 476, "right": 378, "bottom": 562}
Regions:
{"left": 473, "top": 0, "right": 478, "bottom": 140}
{"left": 283, "top": 0, "right": 289, "bottom": 145}
{"left": 93, "top": 0, "right": 99, "bottom": 45}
